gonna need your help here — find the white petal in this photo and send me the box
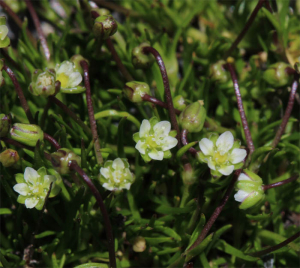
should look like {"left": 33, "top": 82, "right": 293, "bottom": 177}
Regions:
{"left": 135, "top": 140, "right": 146, "bottom": 154}
{"left": 24, "top": 167, "right": 39, "bottom": 184}
{"left": 56, "top": 61, "right": 73, "bottom": 75}
{"left": 112, "top": 158, "right": 125, "bottom": 170}
{"left": 123, "top": 183, "right": 131, "bottom": 190}
{"left": 0, "top": 25, "right": 9, "bottom": 41}
{"left": 13, "top": 183, "right": 30, "bottom": 196}
{"left": 216, "top": 131, "right": 234, "bottom": 154}
{"left": 238, "top": 173, "right": 251, "bottom": 181}
{"left": 218, "top": 165, "right": 234, "bottom": 176}
{"left": 68, "top": 72, "right": 82, "bottom": 87}
{"left": 162, "top": 136, "right": 178, "bottom": 151}
{"left": 148, "top": 150, "right": 164, "bottom": 161}
{"left": 234, "top": 190, "right": 249, "bottom": 202}
{"left": 207, "top": 159, "right": 216, "bottom": 170}
{"left": 139, "top": 120, "right": 151, "bottom": 137}
{"left": 230, "top": 148, "right": 247, "bottom": 164}
{"left": 102, "top": 183, "right": 114, "bottom": 191}
{"left": 100, "top": 168, "right": 110, "bottom": 179}
{"left": 153, "top": 121, "right": 171, "bottom": 137}
{"left": 25, "top": 197, "right": 39, "bottom": 209}
{"left": 43, "top": 175, "right": 56, "bottom": 188}
{"left": 199, "top": 138, "right": 214, "bottom": 156}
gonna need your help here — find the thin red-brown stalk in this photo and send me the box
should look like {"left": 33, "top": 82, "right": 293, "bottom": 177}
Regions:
{"left": 263, "top": 175, "right": 298, "bottom": 191}
{"left": 143, "top": 46, "right": 181, "bottom": 146}
{"left": 25, "top": 0, "right": 50, "bottom": 61}
{"left": 68, "top": 161, "right": 116, "bottom": 268}
{"left": 272, "top": 75, "right": 299, "bottom": 148}
{"left": 3, "top": 64, "right": 34, "bottom": 124}
{"left": 142, "top": 94, "right": 181, "bottom": 115}
{"left": 93, "top": 0, "right": 139, "bottom": 16}
{"left": 44, "top": 133, "right": 61, "bottom": 150}
{"left": 249, "top": 231, "right": 300, "bottom": 257}
{"left": 80, "top": 60, "right": 103, "bottom": 165}
{"left": 181, "top": 130, "right": 198, "bottom": 156}
{"left": 226, "top": 63, "right": 255, "bottom": 155}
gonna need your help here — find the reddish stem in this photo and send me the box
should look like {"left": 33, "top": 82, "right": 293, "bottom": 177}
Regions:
{"left": 181, "top": 130, "right": 198, "bottom": 156}
{"left": 249, "top": 231, "right": 300, "bottom": 257}
{"left": 186, "top": 169, "right": 242, "bottom": 252}
{"left": 263, "top": 175, "right": 298, "bottom": 191}
{"left": 142, "top": 46, "right": 181, "bottom": 146}
{"left": 68, "top": 161, "right": 116, "bottom": 268}
{"left": 25, "top": 0, "right": 50, "bottom": 61}
{"left": 80, "top": 60, "right": 103, "bottom": 165}
{"left": 226, "top": 63, "right": 255, "bottom": 155}
{"left": 142, "top": 94, "right": 181, "bottom": 115}
{"left": 272, "top": 74, "right": 299, "bottom": 148}
{"left": 44, "top": 133, "right": 61, "bottom": 150}
{"left": 3, "top": 64, "right": 34, "bottom": 124}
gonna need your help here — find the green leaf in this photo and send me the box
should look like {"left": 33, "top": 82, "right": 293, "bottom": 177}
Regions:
{"left": 188, "top": 213, "right": 206, "bottom": 247}
{"left": 127, "top": 189, "right": 141, "bottom": 222}
{"left": 176, "top": 141, "right": 198, "bottom": 160}
{"left": 261, "top": 7, "right": 280, "bottom": 32}
{"left": 246, "top": 213, "right": 272, "bottom": 221}
{"left": 0, "top": 208, "right": 12, "bottom": 215}
{"left": 35, "top": 231, "right": 56, "bottom": 239}
{"left": 74, "top": 263, "right": 109, "bottom": 268}
{"left": 153, "top": 226, "right": 182, "bottom": 241}
{"left": 117, "top": 117, "right": 127, "bottom": 158}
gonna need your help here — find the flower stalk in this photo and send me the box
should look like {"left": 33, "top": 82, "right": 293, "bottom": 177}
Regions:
{"left": 44, "top": 133, "right": 61, "bottom": 150}
{"left": 142, "top": 94, "right": 181, "bottom": 115}
{"left": 181, "top": 130, "right": 198, "bottom": 156}
{"left": 262, "top": 175, "right": 298, "bottom": 191}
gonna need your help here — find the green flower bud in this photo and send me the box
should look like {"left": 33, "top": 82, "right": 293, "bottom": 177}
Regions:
{"left": 132, "top": 42, "right": 155, "bottom": 69}
{"left": 0, "top": 16, "right": 10, "bottom": 48}
{"left": 70, "top": 54, "right": 89, "bottom": 75}
{"left": 29, "top": 68, "right": 56, "bottom": 97}
{"left": 0, "top": 114, "right": 11, "bottom": 137}
{"left": 179, "top": 101, "right": 206, "bottom": 133}
{"left": 182, "top": 164, "right": 196, "bottom": 185}
{"left": 10, "top": 123, "right": 44, "bottom": 147}
{"left": 209, "top": 60, "right": 229, "bottom": 83}
{"left": 51, "top": 148, "right": 81, "bottom": 175}
{"left": 93, "top": 15, "right": 118, "bottom": 40}
{"left": 263, "top": 62, "right": 292, "bottom": 87}
{"left": 132, "top": 236, "right": 146, "bottom": 253}
{"left": 123, "top": 81, "right": 150, "bottom": 103}
{"left": 234, "top": 169, "right": 264, "bottom": 210}
{"left": 0, "top": 149, "right": 19, "bottom": 167}
{"left": 173, "top": 95, "right": 186, "bottom": 111}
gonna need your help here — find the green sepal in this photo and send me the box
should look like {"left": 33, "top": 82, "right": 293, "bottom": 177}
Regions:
{"left": 15, "top": 173, "right": 25, "bottom": 183}
{"left": 133, "top": 132, "right": 140, "bottom": 143}
{"left": 60, "top": 86, "right": 86, "bottom": 94}
{"left": 169, "top": 130, "right": 177, "bottom": 138}
{"left": 163, "top": 150, "right": 172, "bottom": 159}
{"left": 17, "top": 195, "right": 26, "bottom": 204}
{"left": 239, "top": 192, "right": 265, "bottom": 210}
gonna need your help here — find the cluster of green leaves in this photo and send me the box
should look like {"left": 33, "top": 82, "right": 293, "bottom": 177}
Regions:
{"left": 0, "top": 0, "right": 299, "bottom": 267}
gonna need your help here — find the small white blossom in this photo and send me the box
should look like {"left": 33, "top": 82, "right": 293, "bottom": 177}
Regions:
{"left": 99, "top": 158, "right": 135, "bottom": 191}
{"left": 198, "top": 131, "right": 247, "bottom": 177}
{"left": 13, "top": 167, "right": 60, "bottom": 210}
{"left": 0, "top": 16, "right": 10, "bottom": 48}
{"left": 0, "top": 25, "right": 8, "bottom": 41}
{"left": 133, "top": 117, "right": 178, "bottom": 162}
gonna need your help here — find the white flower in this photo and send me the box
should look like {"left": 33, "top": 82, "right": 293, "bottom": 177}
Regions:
{"left": 13, "top": 167, "right": 60, "bottom": 210}
{"left": 0, "top": 25, "right": 8, "bottom": 41}
{"left": 99, "top": 158, "right": 135, "bottom": 191}
{"left": 55, "top": 61, "right": 85, "bottom": 93}
{"left": 197, "top": 131, "right": 247, "bottom": 177}
{"left": 133, "top": 117, "right": 178, "bottom": 162}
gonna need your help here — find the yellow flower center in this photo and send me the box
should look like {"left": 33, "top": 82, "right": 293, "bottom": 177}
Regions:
{"left": 56, "top": 73, "right": 69, "bottom": 88}
{"left": 146, "top": 136, "right": 158, "bottom": 148}
{"left": 213, "top": 151, "right": 228, "bottom": 165}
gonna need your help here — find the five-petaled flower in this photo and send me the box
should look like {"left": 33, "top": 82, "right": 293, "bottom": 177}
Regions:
{"left": 13, "top": 167, "right": 60, "bottom": 210}
{"left": 99, "top": 158, "right": 135, "bottom": 191}
{"left": 197, "top": 131, "right": 247, "bottom": 177}
{"left": 234, "top": 169, "right": 264, "bottom": 209}
{"left": 133, "top": 117, "right": 178, "bottom": 162}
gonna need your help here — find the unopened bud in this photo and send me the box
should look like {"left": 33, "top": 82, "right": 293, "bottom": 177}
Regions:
{"left": 70, "top": 55, "right": 89, "bottom": 75}
{"left": 93, "top": 15, "right": 118, "bottom": 40}
{"left": 132, "top": 42, "right": 155, "bottom": 69}
{"left": 263, "top": 62, "right": 292, "bottom": 87}
{"left": 123, "top": 81, "right": 150, "bottom": 103}
{"left": 173, "top": 95, "right": 186, "bottom": 111}
{"left": 10, "top": 124, "right": 44, "bottom": 147}
{"left": 179, "top": 101, "right": 206, "bottom": 133}
{"left": 51, "top": 148, "right": 81, "bottom": 175}
{"left": 29, "top": 68, "right": 56, "bottom": 97}
{"left": 209, "top": 60, "right": 229, "bottom": 83}
{"left": 0, "top": 114, "right": 11, "bottom": 137}
{"left": 132, "top": 236, "right": 146, "bottom": 252}
{"left": 182, "top": 163, "right": 196, "bottom": 185}
{"left": 0, "top": 149, "right": 19, "bottom": 167}
{"left": 0, "top": 16, "right": 10, "bottom": 48}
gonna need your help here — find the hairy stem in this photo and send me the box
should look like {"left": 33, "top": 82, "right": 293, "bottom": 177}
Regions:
{"left": 272, "top": 74, "right": 299, "bottom": 148}
{"left": 226, "top": 63, "right": 255, "bottom": 155}
{"left": 143, "top": 46, "right": 181, "bottom": 145}
{"left": 263, "top": 175, "right": 298, "bottom": 191}
{"left": 68, "top": 161, "right": 116, "bottom": 268}
{"left": 3, "top": 64, "right": 34, "bottom": 124}
{"left": 80, "top": 60, "right": 103, "bottom": 165}
{"left": 181, "top": 130, "right": 198, "bottom": 156}
{"left": 25, "top": 0, "right": 50, "bottom": 61}
{"left": 249, "top": 231, "right": 300, "bottom": 257}
{"left": 142, "top": 94, "right": 181, "bottom": 115}
{"left": 44, "top": 133, "right": 61, "bottom": 150}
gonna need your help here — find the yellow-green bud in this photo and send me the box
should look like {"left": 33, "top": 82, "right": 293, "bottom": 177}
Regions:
{"left": 93, "top": 15, "right": 118, "bottom": 40}
{"left": 0, "top": 149, "right": 19, "bottom": 167}
{"left": 0, "top": 16, "right": 10, "bottom": 48}
{"left": 179, "top": 101, "right": 206, "bottom": 133}
{"left": 29, "top": 68, "right": 56, "bottom": 97}
{"left": 173, "top": 95, "right": 186, "bottom": 111}
{"left": 132, "top": 42, "right": 155, "bottom": 69}
{"left": 132, "top": 236, "right": 146, "bottom": 252}
{"left": 209, "top": 60, "right": 229, "bottom": 83}
{"left": 123, "top": 81, "right": 150, "bottom": 103}
{"left": 182, "top": 164, "right": 196, "bottom": 185}
{"left": 0, "top": 114, "right": 11, "bottom": 137}
{"left": 51, "top": 148, "right": 81, "bottom": 175}
{"left": 70, "top": 55, "right": 89, "bottom": 75}
{"left": 10, "top": 124, "right": 44, "bottom": 147}
{"left": 263, "top": 62, "right": 292, "bottom": 87}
